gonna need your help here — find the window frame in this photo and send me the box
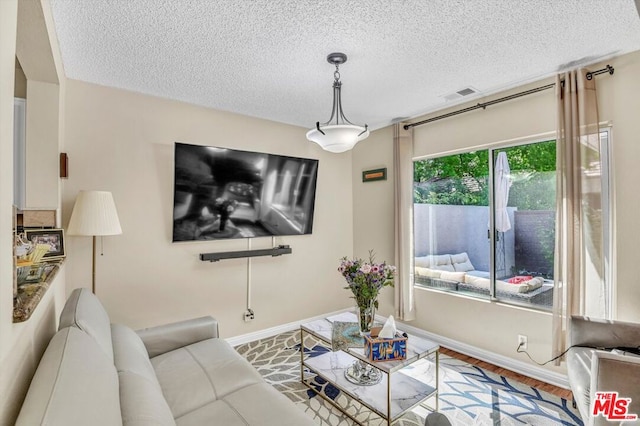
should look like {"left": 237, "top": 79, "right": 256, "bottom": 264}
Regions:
{"left": 413, "top": 129, "right": 614, "bottom": 314}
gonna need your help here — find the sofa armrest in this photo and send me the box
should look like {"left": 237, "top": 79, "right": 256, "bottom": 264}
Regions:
{"left": 570, "top": 315, "right": 640, "bottom": 348}
{"left": 136, "top": 316, "right": 219, "bottom": 358}
{"left": 589, "top": 351, "right": 640, "bottom": 426}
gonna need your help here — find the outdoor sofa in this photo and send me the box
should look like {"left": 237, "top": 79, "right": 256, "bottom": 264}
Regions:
{"left": 414, "top": 253, "right": 554, "bottom": 307}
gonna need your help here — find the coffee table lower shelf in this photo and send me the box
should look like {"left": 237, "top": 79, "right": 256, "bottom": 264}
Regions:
{"left": 302, "top": 350, "right": 437, "bottom": 425}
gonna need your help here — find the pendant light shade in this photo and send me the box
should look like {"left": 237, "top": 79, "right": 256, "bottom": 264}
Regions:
{"left": 307, "top": 53, "right": 369, "bottom": 153}
{"left": 306, "top": 124, "right": 369, "bottom": 153}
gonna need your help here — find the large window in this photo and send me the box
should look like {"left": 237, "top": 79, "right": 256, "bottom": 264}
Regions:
{"left": 413, "top": 134, "right": 612, "bottom": 313}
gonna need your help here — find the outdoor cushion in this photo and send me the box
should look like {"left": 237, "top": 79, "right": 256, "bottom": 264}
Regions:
{"left": 466, "top": 270, "right": 490, "bottom": 278}
{"left": 432, "top": 254, "right": 452, "bottom": 267}
{"left": 451, "top": 252, "right": 475, "bottom": 272}
{"left": 440, "top": 271, "right": 466, "bottom": 282}
{"left": 464, "top": 274, "right": 544, "bottom": 293}
{"left": 431, "top": 263, "right": 455, "bottom": 272}
{"left": 415, "top": 256, "right": 432, "bottom": 268}
{"left": 416, "top": 254, "right": 454, "bottom": 270}
{"left": 415, "top": 267, "right": 442, "bottom": 278}
{"left": 450, "top": 252, "right": 469, "bottom": 264}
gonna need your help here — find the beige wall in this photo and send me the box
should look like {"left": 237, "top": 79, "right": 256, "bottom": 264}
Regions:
{"left": 593, "top": 51, "right": 640, "bottom": 320}
{"left": 0, "top": 0, "right": 19, "bottom": 366}
{"left": 25, "top": 80, "right": 59, "bottom": 209}
{"left": 61, "top": 79, "right": 354, "bottom": 336}
{"left": 14, "top": 59, "right": 26, "bottom": 98}
{"left": 353, "top": 50, "right": 640, "bottom": 377}
{"left": 0, "top": 1, "right": 67, "bottom": 424}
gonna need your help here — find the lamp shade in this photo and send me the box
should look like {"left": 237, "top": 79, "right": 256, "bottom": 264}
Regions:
{"left": 307, "top": 53, "right": 369, "bottom": 153}
{"left": 67, "top": 190, "right": 122, "bottom": 236}
{"left": 306, "top": 124, "right": 370, "bottom": 153}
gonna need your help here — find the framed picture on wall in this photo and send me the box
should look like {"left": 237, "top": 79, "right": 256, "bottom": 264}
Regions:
{"left": 24, "top": 229, "right": 66, "bottom": 260}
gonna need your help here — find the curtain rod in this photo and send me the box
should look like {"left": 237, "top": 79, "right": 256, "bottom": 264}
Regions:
{"left": 403, "top": 65, "right": 614, "bottom": 130}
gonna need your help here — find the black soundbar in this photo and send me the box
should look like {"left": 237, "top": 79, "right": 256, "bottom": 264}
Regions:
{"left": 199, "top": 245, "right": 292, "bottom": 262}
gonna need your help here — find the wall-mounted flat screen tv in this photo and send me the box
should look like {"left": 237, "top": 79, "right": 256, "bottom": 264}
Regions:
{"left": 173, "top": 142, "right": 319, "bottom": 242}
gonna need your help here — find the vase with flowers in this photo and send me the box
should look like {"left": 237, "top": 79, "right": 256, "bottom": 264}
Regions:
{"left": 338, "top": 251, "right": 395, "bottom": 335}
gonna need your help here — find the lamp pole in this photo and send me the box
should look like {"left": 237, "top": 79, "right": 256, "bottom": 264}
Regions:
{"left": 92, "top": 235, "right": 97, "bottom": 293}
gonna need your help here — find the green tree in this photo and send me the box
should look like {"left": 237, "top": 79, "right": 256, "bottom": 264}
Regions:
{"left": 414, "top": 140, "right": 556, "bottom": 210}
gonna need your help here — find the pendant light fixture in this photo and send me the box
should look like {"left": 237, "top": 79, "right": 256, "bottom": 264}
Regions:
{"left": 306, "top": 52, "right": 369, "bottom": 153}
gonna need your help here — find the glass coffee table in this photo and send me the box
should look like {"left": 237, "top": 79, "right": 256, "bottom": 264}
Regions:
{"left": 300, "top": 312, "right": 439, "bottom": 425}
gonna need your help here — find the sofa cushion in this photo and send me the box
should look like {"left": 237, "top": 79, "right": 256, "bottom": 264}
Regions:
{"left": 175, "top": 383, "right": 313, "bottom": 426}
{"left": 16, "top": 327, "right": 122, "bottom": 426}
{"left": 112, "top": 324, "right": 159, "bottom": 387}
{"left": 119, "top": 371, "right": 176, "bottom": 426}
{"left": 175, "top": 399, "right": 249, "bottom": 426}
{"left": 464, "top": 274, "right": 544, "bottom": 294}
{"left": 59, "top": 288, "right": 114, "bottom": 361}
{"left": 112, "top": 324, "right": 178, "bottom": 425}
{"left": 432, "top": 264, "right": 455, "bottom": 272}
{"left": 223, "top": 383, "right": 314, "bottom": 426}
{"left": 415, "top": 266, "right": 442, "bottom": 278}
{"left": 415, "top": 256, "right": 432, "bottom": 268}
{"left": 430, "top": 254, "right": 454, "bottom": 271}
{"left": 464, "top": 274, "right": 490, "bottom": 287}
{"left": 451, "top": 252, "right": 475, "bottom": 272}
{"left": 440, "top": 271, "right": 466, "bottom": 282}
{"left": 466, "top": 270, "right": 490, "bottom": 278}
{"left": 497, "top": 277, "right": 543, "bottom": 293}
{"left": 151, "top": 338, "right": 263, "bottom": 418}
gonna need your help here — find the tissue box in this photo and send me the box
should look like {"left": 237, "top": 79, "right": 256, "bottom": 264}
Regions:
{"left": 364, "top": 328, "right": 407, "bottom": 361}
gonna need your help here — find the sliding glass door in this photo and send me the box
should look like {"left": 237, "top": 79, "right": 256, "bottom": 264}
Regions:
{"left": 413, "top": 150, "right": 491, "bottom": 300}
{"left": 413, "top": 140, "right": 558, "bottom": 310}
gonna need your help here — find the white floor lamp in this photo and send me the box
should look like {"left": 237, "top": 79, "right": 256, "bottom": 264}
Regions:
{"left": 67, "top": 190, "right": 122, "bottom": 294}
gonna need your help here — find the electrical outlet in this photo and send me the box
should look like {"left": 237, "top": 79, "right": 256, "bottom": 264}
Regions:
{"left": 517, "top": 334, "right": 528, "bottom": 350}
{"left": 243, "top": 309, "right": 255, "bottom": 322}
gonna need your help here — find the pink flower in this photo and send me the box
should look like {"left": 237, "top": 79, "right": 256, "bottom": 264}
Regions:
{"left": 360, "top": 264, "right": 372, "bottom": 274}
{"left": 371, "top": 265, "right": 380, "bottom": 273}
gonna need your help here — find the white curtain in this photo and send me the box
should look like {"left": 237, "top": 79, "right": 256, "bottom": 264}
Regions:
{"left": 553, "top": 69, "right": 603, "bottom": 363}
{"left": 394, "top": 123, "right": 416, "bottom": 321}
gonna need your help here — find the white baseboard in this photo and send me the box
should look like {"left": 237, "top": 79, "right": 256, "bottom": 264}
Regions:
{"left": 226, "top": 309, "right": 569, "bottom": 391}
{"left": 225, "top": 308, "right": 352, "bottom": 347}
{"left": 393, "top": 317, "right": 570, "bottom": 390}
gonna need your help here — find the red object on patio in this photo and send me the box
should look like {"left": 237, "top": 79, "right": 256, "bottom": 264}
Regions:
{"left": 508, "top": 276, "right": 533, "bottom": 284}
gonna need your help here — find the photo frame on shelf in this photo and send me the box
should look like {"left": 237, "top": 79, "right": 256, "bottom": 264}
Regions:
{"left": 24, "top": 229, "right": 66, "bottom": 260}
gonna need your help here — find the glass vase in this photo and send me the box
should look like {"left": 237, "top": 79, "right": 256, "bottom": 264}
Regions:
{"left": 345, "top": 298, "right": 382, "bottom": 386}
{"left": 357, "top": 299, "right": 376, "bottom": 336}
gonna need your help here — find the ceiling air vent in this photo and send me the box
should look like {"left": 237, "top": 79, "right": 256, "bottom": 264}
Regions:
{"left": 442, "top": 87, "right": 478, "bottom": 102}
{"left": 457, "top": 87, "right": 476, "bottom": 96}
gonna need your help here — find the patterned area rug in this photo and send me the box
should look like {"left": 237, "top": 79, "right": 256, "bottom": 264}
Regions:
{"left": 234, "top": 330, "right": 583, "bottom": 426}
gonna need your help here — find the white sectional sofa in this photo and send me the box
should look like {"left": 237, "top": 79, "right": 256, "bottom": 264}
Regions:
{"left": 16, "top": 288, "right": 315, "bottom": 426}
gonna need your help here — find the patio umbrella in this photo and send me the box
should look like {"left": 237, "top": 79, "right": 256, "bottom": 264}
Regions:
{"left": 495, "top": 151, "right": 512, "bottom": 232}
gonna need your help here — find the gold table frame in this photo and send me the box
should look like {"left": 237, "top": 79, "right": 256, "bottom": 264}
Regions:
{"left": 300, "top": 313, "right": 439, "bottom": 425}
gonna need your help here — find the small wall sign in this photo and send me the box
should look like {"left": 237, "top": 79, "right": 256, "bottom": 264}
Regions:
{"left": 362, "top": 167, "right": 387, "bottom": 182}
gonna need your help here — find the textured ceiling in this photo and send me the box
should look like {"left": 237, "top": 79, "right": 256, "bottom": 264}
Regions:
{"left": 49, "top": 0, "right": 640, "bottom": 131}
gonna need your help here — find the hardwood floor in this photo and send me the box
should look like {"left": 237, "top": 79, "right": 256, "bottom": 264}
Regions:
{"left": 440, "top": 347, "right": 574, "bottom": 400}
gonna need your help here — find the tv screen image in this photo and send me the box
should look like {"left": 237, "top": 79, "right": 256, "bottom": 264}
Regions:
{"left": 173, "top": 143, "right": 319, "bottom": 241}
